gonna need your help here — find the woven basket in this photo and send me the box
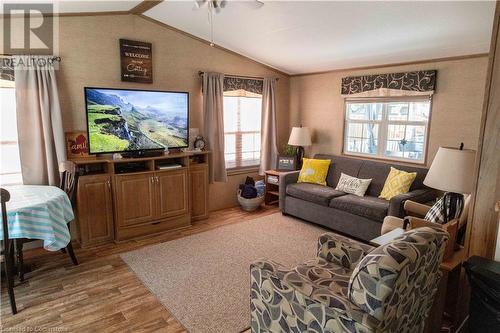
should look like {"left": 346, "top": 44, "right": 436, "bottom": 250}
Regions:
{"left": 237, "top": 190, "right": 264, "bottom": 212}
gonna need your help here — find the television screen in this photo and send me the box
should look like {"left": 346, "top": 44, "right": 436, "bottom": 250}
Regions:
{"left": 85, "top": 87, "right": 189, "bottom": 154}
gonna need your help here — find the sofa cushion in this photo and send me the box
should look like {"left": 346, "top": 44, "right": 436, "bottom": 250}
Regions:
{"left": 315, "top": 154, "right": 364, "bottom": 188}
{"left": 329, "top": 194, "right": 389, "bottom": 222}
{"left": 358, "top": 160, "right": 428, "bottom": 197}
{"left": 286, "top": 183, "right": 346, "bottom": 206}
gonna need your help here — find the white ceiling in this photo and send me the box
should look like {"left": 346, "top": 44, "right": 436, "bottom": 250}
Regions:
{"left": 144, "top": 0, "right": 496, "bottom": 74}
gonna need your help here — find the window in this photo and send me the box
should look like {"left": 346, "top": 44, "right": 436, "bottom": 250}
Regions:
{"left": 223, "top": 91, "right": 262, "bottom": 169}
{"left": 343, "top": 97, "right": 431, "bottom": 163}
{"left": 0, "top": 81, "right": 23, "bottom": 185}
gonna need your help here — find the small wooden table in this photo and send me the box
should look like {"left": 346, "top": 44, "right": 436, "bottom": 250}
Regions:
{"left": 264, "top": 170, "right": 288, "bottom": 205}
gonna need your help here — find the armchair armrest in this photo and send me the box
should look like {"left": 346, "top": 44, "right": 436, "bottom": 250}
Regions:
{"left": 388, "top": 188, "right": 437, "bottom": 218}
{"left": 278, "top": 170, "right": 300, "bottom": 212}
{"left": 404, "top": 200, "right": 432, "bottom": 217}
{"left": 317, "top": 233, "right": 375, "bottom": 269}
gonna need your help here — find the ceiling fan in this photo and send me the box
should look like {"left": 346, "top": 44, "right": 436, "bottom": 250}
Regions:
{"left": 194, "top": 0, "right": 264, "bottom": 46}
{"left": 195, "top": 0, "right": 264, "bottom": 14}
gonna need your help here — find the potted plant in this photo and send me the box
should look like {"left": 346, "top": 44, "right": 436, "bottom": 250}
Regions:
{"left": 277, "top": 144, "right": 298, "bottom": 170}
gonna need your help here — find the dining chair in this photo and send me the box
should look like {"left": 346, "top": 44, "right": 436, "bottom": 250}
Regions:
{"left": 16, "top": 161, "right": 79, "bottom": 281}
{"left": 1, "top": 188, "right": 17, "bottom": 314}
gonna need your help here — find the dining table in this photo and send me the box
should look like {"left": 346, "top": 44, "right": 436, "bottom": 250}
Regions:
{"left": 0, "top": 185, "right": 74, "bottom": 251}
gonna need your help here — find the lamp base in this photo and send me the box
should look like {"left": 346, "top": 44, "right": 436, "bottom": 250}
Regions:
{"left": 295, "top": 146, "right": 304, "bottom": 169}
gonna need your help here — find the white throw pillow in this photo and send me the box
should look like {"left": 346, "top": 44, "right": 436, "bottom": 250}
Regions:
{"left": 335, "top": 173, "right": 372, "bottom": 197}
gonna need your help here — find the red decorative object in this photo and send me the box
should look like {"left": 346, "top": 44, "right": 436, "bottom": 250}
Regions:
{"left": 65, "top": 132, "right": 89, "bottom": 159}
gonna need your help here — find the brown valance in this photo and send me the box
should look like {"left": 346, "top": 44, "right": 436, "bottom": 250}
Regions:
{"left": 341, "top": 70, "right": 437, "bottom": 95}
{"left": 223, "top": 76, "right": 263, "bottom": 95}
{"left": 0, "top": 57, "right": 14, "bottom": 81}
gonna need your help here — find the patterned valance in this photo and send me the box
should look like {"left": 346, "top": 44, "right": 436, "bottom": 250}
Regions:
{"left": 223, "top": 76, "right": 263, "bottom": 95}
{"left": 341, "top": 70, "right": 436, "bottom": 95}
{"left": 0, "top": 57, "right": 14, "bottom": 81}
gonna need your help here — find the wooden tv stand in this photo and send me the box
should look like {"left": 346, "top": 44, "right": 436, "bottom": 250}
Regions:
{"left": 71, "top": 151, "right": 209, "bottom": 247}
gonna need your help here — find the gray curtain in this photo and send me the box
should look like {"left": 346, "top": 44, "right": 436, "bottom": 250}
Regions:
{"left": 259, "top": 78, "right": 278, "bottom": 175}
{"left": 14, "top": 55, "right": 66, "bottom": 186}
{"left": 203, "top": 72, "right": 227, "bottom": 183}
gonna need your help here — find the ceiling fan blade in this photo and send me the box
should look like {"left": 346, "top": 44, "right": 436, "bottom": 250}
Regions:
{"left": 195, "top": 0, "right": 207, "bottom": 9}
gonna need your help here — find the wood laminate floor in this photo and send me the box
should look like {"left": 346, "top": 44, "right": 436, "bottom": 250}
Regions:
{"left": 0, "top": 206, "right": 279, "bottom": 332}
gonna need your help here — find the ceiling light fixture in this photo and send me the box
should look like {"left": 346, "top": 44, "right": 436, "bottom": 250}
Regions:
{"left": 194, "top": 0, "right": 264, "bottom": 47}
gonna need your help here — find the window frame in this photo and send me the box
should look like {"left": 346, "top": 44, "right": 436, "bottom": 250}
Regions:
{"left": 222, "top": 93, "right": 262, "bottom": 170}
{"left": 342, "top": 96, "right": 433, "bottom": 165}
{"left": 0, "top": 83, "right": 23, "bottom": 185}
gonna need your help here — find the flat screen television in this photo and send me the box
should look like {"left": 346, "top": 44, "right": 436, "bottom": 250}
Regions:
{"left": 85, "top": 87, "right": 189, "bottom": 154}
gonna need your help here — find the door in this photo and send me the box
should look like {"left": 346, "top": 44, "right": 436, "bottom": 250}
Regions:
{"left": 115, "top": 172, "right": 156, "bottom": 227}
{"left": 156, "top": 169, "right": 188, "bottom": 219}
{"left": 190, "top": 165, "right": 209, "bottom": 220}
{"left": 77, "top": 174, "right": 114, "bottom": 247}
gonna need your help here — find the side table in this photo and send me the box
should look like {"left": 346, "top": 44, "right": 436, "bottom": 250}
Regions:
{"left": 264, "top": 170, "right": 287, "bottom": 205}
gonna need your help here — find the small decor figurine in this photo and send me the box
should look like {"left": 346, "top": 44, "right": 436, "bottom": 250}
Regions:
{"left": 193, "top": 135, "right": 207, "bottom": 151}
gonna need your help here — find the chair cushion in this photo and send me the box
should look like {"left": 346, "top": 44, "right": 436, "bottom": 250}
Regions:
{"left": 285, "top": 257, "right": 353, "bottom": 305}
{"left": 329, "top": 194, "right": 389, "bottom": 222}
{"left": 286, "top": 183, "right": 346, "bottom": 206}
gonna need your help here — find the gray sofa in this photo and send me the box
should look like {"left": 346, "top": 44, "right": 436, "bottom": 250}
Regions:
{"left": 279, "top": 154, "right": 437, "bottom": 241}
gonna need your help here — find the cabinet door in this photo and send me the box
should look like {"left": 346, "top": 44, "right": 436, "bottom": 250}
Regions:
{"left": 115, "top": 173, "right": 156, "bottom": 227}
{"left": 156, "top": 169, "right": 188, "bottom": 219}
{"left": 77, "top": 175, "right": 114, "bottom": 247}
{"left": 190, "top": 165, "right": 209, "bottom": 220}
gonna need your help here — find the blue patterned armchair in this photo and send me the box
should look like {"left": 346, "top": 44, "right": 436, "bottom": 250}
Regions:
{"left": 250, "top": 227, "right": 449, "bottom": 333}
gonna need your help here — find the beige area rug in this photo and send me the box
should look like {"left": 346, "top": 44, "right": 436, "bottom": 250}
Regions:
{"left": 120, "top": 213, "right": 327, "bottom": 333}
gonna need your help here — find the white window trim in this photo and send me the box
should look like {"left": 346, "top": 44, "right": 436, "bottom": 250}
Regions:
{"left": 223, "top": 94, "right": 262, "bottom": 170}
{"left": 342, "top": 96, "right": 432, "bottom": 165}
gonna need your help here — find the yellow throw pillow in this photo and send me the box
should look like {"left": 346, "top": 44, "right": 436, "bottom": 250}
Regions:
{"left": 297, "top": 158, "right": 331, "bottom": 186}
{"left": 379, "top": 167, "right": 417, "bottom": 200}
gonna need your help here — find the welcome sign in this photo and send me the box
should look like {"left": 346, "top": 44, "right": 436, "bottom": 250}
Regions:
{"left": 119, "top": 39, "right": 153, "bottom": 83}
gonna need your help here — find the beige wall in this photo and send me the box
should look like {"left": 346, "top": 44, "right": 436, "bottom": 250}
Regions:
{"left": 50, "top": 14, "right": 289, "bottom": 211}
{"left": 289, "top": 56, "right": 489, "bottom": 166}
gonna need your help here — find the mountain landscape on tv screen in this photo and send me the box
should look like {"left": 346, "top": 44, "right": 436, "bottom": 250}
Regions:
{"left": 86, "top": 88, "right": 188, "bottom": 153}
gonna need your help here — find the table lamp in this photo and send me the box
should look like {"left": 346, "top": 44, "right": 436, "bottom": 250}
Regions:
{"left": 288, "top": 126, "right": 312, "bottom": 169}
{"left": 423, "top": 144, "right": 476, "bottom": 223}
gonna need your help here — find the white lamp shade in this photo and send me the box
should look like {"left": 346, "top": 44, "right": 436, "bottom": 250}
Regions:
{"left": 424, "top": 147, "right": 476, "bottom": 194}
{"left": 288, "top": 127, "right": 312, "bottom": 146}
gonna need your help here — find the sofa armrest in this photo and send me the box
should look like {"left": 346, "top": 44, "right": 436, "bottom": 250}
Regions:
{"left": 317, "top": 233, "right": 375, "bottom": 269}
{"left": 388, "top": 188, "right": 437, "bottom": 218}
{"left": 278, "top": 170, "right": 300, "bottom": 211}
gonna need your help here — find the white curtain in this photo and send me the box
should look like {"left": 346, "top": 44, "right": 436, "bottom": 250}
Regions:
{"left": 203, "top": 72, "right": 227, "bottom": 183}
{"left": 259, "top": 78, "right": 278, "bottom": 175}
{"left": 14, "top": 55, "right": 66, "bottom": 186}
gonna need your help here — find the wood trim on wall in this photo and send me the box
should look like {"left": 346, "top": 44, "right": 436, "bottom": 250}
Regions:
{"left": 129, "top": 0, "right": 164, "bottom": 15}
{"left": 466, "top": 1, "right": 500, "bottom": 259}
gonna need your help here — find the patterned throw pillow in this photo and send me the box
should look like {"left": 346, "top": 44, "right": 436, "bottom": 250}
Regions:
{"left": 335, "top": 173, "right": 372, "bottom": 197}
{"left": 297, "top": 158, "right": 331, "bottom": 186}
{"left": 379, "top": 167, "right": 417, "bottom": 200}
